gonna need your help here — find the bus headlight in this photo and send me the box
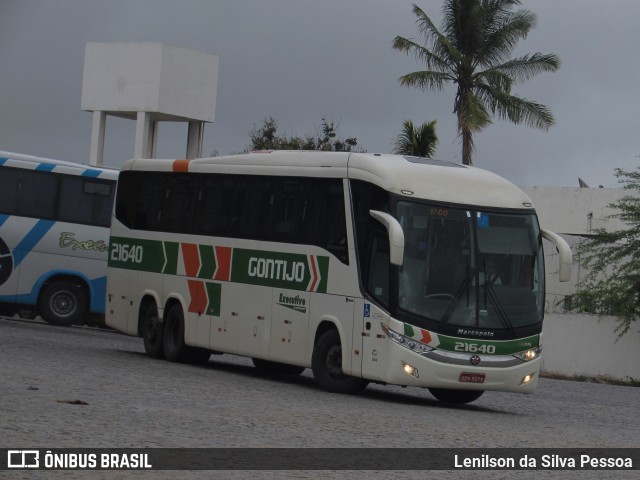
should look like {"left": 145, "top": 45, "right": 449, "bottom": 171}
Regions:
{"left": 513, "top": 347, "right": 542, "bottom": 362}
{"left": 381, "top": 324, "right": 434, "bottom": 355}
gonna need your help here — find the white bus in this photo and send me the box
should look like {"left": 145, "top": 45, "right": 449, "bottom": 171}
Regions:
{"left": 0, "top": 151, "right": 118, "bottom": 326}
{"left": 106, "top": 151, "right": 571, "bottom": 404}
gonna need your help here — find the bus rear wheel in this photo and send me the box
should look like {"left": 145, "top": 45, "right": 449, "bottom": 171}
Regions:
{"left": 39, "top": 280, "right": 87, "bottom": 326}
{"left": 163, "top": 304, "right": 210, "bottom": 364}
{"left": 312, "top": 329, "right": 368, "bottom": 394}
{"left": 428, "top": 388, "right": 484, "bottom": 404}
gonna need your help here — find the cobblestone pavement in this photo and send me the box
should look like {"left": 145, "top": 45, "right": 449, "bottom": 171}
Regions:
{"left": 0, "top": 316, "right": 638, "bottom": 480}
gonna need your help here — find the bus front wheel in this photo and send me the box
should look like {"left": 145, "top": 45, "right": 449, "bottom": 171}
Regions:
{"left": 312, "top": 329, "right": 368, "bottom": 394}
{"left": 39, "top": 280, "right": 87, "bottom": 326}
{"left": 428, "top": 388, "right": 484, "bottom": 404}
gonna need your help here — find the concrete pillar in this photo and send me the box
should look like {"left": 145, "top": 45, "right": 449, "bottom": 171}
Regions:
{"left": 186, "top": 121, "right": 204, "bottom": 159}
{"left": 150, "top": 120, "right": 158, "bottom": 159}
{"left": 89, "top": 111, "right": 106, "bottom": 166}
{"left": 135, "top": 112, "right": 157, "bottom": 158}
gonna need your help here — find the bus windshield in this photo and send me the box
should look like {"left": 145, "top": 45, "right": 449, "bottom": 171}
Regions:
{"left": 396, "top": 201, "right": 544, "bottom": 332}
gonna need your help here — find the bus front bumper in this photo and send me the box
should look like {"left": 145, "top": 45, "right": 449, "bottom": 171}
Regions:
{"left": 380, "top": 339, "right": 541, "bottom": 394}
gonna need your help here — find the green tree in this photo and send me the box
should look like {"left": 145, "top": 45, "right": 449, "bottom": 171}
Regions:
{"left": 572, "top": 168, "right": 640, "bottom": 336}
{"left": 393, "top": 119, "right": 438, "bottom": 157}
{"left": 248, "top": 117, "right": 359, "bottom": 152}
{"left": 392, "top": 1, "right": 559, "bottom": 165}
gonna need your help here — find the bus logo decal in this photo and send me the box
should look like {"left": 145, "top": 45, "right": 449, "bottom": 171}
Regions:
{"left": 277, "top": 293, "right": 307, "bottom": 314}
{"left": 110, "top": 236, "right": 329, "bottom": 293}
{"left": 58, "top": 232, "right": 108, "bottom": 252}
{"left": 232, "top": 249, "right": 328, "bottom": 293}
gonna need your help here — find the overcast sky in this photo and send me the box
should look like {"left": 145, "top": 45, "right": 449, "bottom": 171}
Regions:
{"left": 1, "top": 0, "right": 639, "bottom": 187}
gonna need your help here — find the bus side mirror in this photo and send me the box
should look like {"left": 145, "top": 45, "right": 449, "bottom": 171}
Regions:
{"left": 370, "top": 210, "right": 404, "bottom": 266}
{"left": 541, "top": 229, "right": 572, "bottom": 282}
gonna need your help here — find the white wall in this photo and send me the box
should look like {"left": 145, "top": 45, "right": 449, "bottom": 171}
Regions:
{"left": 542, "top": 313, "right": 639, "bottom": 380}
{"left": 518, "top": 188, "right": 639, "bottom": 381}
{"left": 522, "top": 186, "right": 629, "bottom": 312}
{"left": 521, "top": 186, "right": 626, "bottom": 236}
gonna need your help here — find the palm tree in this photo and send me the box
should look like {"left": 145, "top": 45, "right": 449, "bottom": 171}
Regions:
{"left": 393, "top": 119, "right": 438, "bottom": 157}
{"left": 392, "top": 1, "right": 559, "bottom": 166}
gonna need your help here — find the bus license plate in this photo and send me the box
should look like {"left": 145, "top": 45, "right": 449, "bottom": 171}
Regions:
{"left": 460, "top": 372, "right": 485, "bottom": 383}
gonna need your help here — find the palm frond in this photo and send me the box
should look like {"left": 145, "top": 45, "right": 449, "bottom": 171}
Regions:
{"left": 484, "top": 53, "right": 560, "bottom": 83}
{"left": 486, "top": 89, "right": 555, "bottom": 129}
{"left": 393, "top": 119, "right": 438, "bottom": 157}
{"left": 392, "top": 36, "right": 451, "bottom": 72}
{"left": 398, "top": 70, "right": 452, "bottom": 91}
{"left": 480, "top": 9, "right": 537, "bottom": 65}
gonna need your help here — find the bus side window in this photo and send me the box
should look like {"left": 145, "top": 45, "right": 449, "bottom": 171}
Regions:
{"left": 57, "top": 177, "right": 115, "bottom": 227}
{"left": 367, "top": 229, "right": 390, "bottom": 306}
{"left": 311, "top": 179, "right": 348, "bottom": 264}
{"left": 234, "top": 177, "right": 270, "bottom": 240}
{"left": 0, "top": 168, "right": 20, "bottom": 214}
{"left": 17, "top": 170, "right": 57, "bottom": 219}
{"left": 162, "top": 175, "right": 198, "bottom": 233}
{"left": 351, "top": 179, "right": 391, "bottom": 306}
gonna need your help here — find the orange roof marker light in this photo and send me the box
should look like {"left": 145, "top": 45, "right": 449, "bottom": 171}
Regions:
{"left": 173, "top": 159, "right": 191, "bottom": 172}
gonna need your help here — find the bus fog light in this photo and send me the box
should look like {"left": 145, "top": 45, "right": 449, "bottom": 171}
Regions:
{"left": 402, "top": 361, "right": 419, "bottom": 378}
{"left": 521, "top": 374, "right": 535, "bottom": 385}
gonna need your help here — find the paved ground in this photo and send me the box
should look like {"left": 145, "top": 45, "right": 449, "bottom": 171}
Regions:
{"left": 0, "top": 316, "right": 638, "bottom": 479}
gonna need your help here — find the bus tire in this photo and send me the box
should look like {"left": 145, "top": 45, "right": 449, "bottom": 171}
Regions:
{"left": 163, "top": 304, "right": 189, "bottom": 362}
{"left": 428, "top": 388, "right": 484, "bottom": 404}
{"left": 163, "top": 304, "right": 210, "bottom": 364}
{"left": 141, "top": 303, "right": 164, "bottom": 359}
{"left": 311, "top": 329, "right": 368, "bottom": 394}
{"left": 39, "top": 280, "right": 87, "bottom": 326}
{"left": 252, "top": 358, "right": 305, "bottom": 375}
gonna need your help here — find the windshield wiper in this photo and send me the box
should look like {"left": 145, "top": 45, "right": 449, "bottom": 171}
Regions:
{"left": 440, "top": 274, "right": 472, "bottom": 325}
{"left": 484, "top": 282, "right": 515, "bottom": 335}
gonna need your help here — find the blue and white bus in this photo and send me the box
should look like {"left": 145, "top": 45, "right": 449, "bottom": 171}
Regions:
{"left": 0, "top": 151, "right": 118, "bottom": 325}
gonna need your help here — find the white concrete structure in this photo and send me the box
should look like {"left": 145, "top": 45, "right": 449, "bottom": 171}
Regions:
{"left": 81, "top": 42, "right": 219, "bottom": 165}
{"left": 542, "top": 313, "right": 639, "bottom": 380}
{"left": 522, "top": 186, "right": 628, "bottom": 311}
{"left": 521, "top": 186, "right": 638, "bottom": 381}
{"left": 522, "top": 186, "right": 627, "bottom": 236}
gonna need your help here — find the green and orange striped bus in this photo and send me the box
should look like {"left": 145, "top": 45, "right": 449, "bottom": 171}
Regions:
{"left": 106, "top": 151, "right": 571, "bottom": 404}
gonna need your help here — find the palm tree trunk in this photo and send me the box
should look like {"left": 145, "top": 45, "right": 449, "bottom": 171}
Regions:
{"left": 458, "top": 116, "right": 474, "bottom": 166}
{"left": 462, "top": 129, "right": 473, "bottom": 166}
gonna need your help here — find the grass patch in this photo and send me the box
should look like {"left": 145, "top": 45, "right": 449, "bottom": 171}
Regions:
{"left": 541, "top": 371, "right": 640, "bottom": 387}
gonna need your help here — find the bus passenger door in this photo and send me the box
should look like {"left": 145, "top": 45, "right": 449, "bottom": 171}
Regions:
{"left": 270, "top": 289, "right": 310, "bottom": 366}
